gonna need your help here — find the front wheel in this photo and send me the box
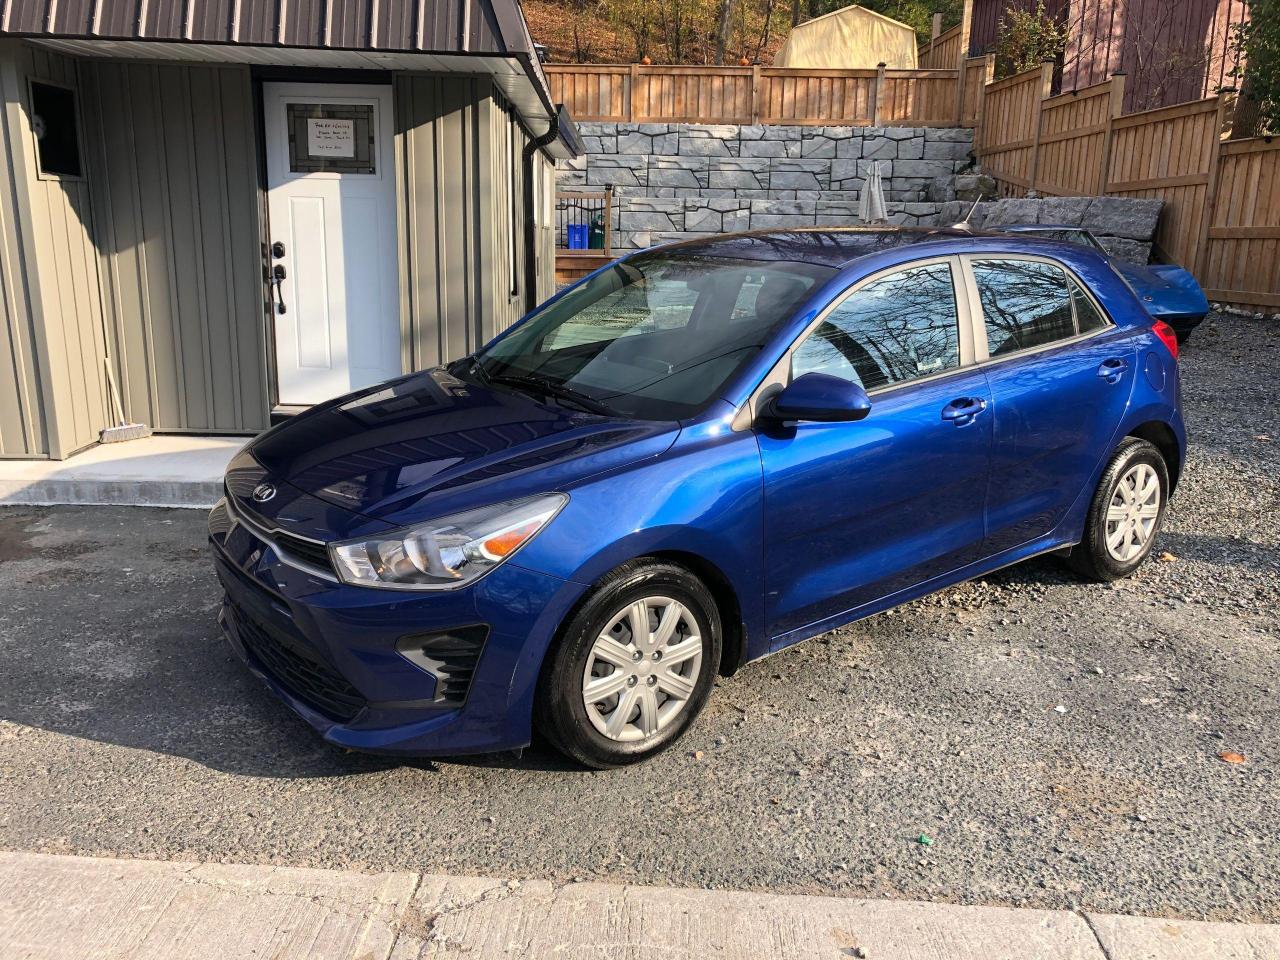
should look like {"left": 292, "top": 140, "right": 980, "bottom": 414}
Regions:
{"left": 535, "top": 560, "right": 721, "bottom": 769}
{"left": 1068, "top": 437, "right": 1170, "bottom": 581}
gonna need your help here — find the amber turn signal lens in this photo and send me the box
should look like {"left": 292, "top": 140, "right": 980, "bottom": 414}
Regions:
{"left": 479, "top": 519, "right": 542, "bottom": 559}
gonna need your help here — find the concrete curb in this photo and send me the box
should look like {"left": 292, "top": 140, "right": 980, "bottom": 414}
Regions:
{"left": 0, "top": 435, "right": 241, "bottom": 509}
{"left": 1, "top": 852, "right": 1277, "bottom": 960}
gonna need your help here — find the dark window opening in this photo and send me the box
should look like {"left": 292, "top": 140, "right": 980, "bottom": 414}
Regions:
{"left": 30, "top": 82, "right": 81, "bottom": 178}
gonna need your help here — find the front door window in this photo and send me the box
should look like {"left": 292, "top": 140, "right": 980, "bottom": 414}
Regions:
{"left": 792, "top": 262, "right": 961, "bottom": 390}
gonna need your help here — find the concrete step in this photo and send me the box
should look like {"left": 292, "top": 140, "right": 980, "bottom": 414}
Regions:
{"left": 0, "top": 435, "right": 242, "bottom": 509}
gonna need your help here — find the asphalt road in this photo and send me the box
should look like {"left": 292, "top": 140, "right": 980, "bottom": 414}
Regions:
{"left": 1, "top": 312, "right": 1277, "bottom": 923}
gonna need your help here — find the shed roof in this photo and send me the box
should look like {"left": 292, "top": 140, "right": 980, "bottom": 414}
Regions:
{"left": 0, "top": 0, "right": 575, "bottom": 148}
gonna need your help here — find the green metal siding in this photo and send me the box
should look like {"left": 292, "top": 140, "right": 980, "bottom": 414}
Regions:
{"left": 82, "top": 60, "right": 269, "bottom": 434}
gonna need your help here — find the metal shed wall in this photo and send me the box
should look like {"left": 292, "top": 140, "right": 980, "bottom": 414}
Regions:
{"left": 82, "top": 59, "right": 269, "bottom": 433}
{"left": 396, "top": 73, "right": 549, "bottom": 368}
{"left": 0, "top": 40, "right": 109, "bottom": 458}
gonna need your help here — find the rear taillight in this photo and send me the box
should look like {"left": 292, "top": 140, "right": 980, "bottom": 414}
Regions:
{"left": 1152, "top": 320, "right": 1179, "bottom": 360}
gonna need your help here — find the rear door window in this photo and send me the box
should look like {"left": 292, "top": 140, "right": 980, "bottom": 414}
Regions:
{"left": 972, "top": 259, "right": 1076, "bottom": 356}
{"left": 1070, "top": 278, "right": 1110, "bottom": 333}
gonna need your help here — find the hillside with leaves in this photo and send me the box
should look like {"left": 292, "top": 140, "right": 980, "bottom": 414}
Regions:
{"left": 525, "top": 0, "right": 961, "bottom": 65}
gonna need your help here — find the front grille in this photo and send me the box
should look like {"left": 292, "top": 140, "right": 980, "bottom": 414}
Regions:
{"left": 230, "top": 604, "right": 366, "bottom": 722}
{"left": 274, "top": 532, "right": 333, "bottom": 571}
{"left": 224, "top": 495, "right": 336, "bottom": 577}
{"left": 395, "top": 626, "right": 490, "bottom": 705}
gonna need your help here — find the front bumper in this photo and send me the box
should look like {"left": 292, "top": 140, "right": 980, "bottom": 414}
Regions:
{"left": 209, "top": 498, "right": 584, "bottom": 756}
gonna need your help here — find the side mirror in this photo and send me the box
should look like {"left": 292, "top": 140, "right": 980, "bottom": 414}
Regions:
{"left": 766, "top": 373, "right": 872, "bottom": 424}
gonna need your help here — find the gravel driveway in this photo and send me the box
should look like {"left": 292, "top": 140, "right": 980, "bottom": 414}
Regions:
{"left": 1, "top": 312, "right": 1276, "bottom": 923}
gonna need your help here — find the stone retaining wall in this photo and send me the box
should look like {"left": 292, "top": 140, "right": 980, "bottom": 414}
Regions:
{"left": 556, "top": 122, "right": 975, "bottom": 250}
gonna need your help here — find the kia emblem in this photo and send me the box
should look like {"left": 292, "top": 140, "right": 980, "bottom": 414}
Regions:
{"left": 251, "top": 482, "right": 276, "bottom": 503}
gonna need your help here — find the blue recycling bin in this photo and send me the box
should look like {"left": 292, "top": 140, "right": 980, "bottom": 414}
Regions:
{"left": 566, "top": 223, "right": 589, "bottom": 250}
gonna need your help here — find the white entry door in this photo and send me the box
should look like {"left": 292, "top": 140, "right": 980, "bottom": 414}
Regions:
{"left": 264, "top": 83, "right": 400, "bottom": 406}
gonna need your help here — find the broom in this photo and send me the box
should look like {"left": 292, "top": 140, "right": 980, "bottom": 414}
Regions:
{"left": 100, "top": 356, "right": 151, "bottom": 443}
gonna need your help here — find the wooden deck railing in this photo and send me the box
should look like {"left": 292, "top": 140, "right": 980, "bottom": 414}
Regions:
{"left": 546, "top": 63, "right": 974, "bottom": 128}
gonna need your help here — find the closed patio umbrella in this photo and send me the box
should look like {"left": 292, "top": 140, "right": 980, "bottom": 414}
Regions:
{"left": 859, "top": 160, "right": 888, "bottom": 224}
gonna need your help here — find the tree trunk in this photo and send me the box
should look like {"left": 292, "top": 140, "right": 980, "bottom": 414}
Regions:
{"left": 791, "top": 0, "right": 801, "bottom": 27}
{"left": 715, "top": 0, "right": 740, "bottom": 65}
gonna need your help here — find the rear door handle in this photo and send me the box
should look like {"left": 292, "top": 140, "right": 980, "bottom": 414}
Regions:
{"left": 1097, "top": 357, "right": 1128, "bottom": 383}
{"left": 941, "top": 396, "right": 988, "bottom": 427}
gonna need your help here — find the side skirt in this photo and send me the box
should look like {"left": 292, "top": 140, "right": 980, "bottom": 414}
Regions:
{"left": 762, "top": 534, "right": 1077, "bottom": 658}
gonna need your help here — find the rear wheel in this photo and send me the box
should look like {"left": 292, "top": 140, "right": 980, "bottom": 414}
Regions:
{"left": 535, "top": 560, "right": 721, "bottom": 769}
{"left": 1068, "top": 437, "right": 1170, "bottom": 581}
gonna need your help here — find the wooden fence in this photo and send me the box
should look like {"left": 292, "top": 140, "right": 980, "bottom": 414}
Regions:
{"left": 547, "top": 60, "right": 1278, "bottom": 309}
{"left": 975, "top": 64, "right": 1279, "bottom": 310}
{"left": 546, "top": 63, "right": 973, "bottom": 127}
{"left": 918, "top": 23, "right": 963, "bottom": 70}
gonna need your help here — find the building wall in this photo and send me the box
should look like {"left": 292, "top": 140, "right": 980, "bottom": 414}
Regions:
{"left": 1061, "top": 0, "right": 1247, "bottom": 112}
{"left": 969, "top": 0, "right": 1248, "bottom": 113}
{"left": 0, "top": 54, "right": 553, "bottom": 458}
{"left": 82, "top": 60, "right": 270, "bottom": 434}
{"left": 394, "top": 74, "right": 548, "bottom": 366}
{"left": 0, "top": 40, "right": 110, "bottom": 458}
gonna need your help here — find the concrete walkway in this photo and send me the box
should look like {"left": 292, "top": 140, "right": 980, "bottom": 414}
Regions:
{"left": 0, "top": 435, "right": 242, "bottom": 508}
{"left": 1, "top": 852, "right": 1276, "bottom": 960}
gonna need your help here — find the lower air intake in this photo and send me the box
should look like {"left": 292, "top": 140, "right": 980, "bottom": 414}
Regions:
{"left": 395, "top": 625, "right": 490, "bottom": 706}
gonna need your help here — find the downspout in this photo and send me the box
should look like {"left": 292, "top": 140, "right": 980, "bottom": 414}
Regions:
{"left": 522, "top": 123, "right": 559, "bottom": 314}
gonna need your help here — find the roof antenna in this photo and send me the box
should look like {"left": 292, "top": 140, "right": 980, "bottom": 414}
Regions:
{"left": 950, "top": 194, "right": 985, "bottom": 231}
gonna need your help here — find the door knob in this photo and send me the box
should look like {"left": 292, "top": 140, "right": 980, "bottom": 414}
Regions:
{"left": 271, "top": 241, "right": 286, "bottom": 259}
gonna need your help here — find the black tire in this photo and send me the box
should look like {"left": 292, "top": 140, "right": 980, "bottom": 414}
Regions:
{"left": 1068, "top": 437, "right": 1170, "bottom": 582}
{"left": 535, "top": 559, "right": 721, "bottom": 769}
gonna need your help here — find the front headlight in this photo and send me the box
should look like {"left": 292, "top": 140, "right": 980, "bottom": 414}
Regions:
{"left": 330, "top": 494, "right": 567, "bottom": 591}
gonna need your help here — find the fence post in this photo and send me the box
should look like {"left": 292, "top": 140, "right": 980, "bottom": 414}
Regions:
{"left": 1025, "top": 61, "right": 1054, "bottom": 195}
{"left": 751, "top": 64, "right": 762, "bottom": 124}
{"left": 957, "top": 0, "right": 974, "bottom": 68}
{"left": 1194, "top": 89, "right": 1236, "bottom": 280}
{"left": 1098, "top": 72, "right": 1126, "bottom": 195}
{"left": 873, "top": 61, "right": 887, "bottom": 126}
{"left": 628, "top": 63, "right": 639, "bottom": 121}
{"left": 603, "top": 185, "right": 614, "bottom": 258}
{"left": 951, "top": 0, "right": 978, "bottom": 127}
{"left": 968, "top": 55, "right": 996, "bottom": 151}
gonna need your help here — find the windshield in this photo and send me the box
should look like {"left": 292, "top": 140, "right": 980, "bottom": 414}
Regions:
{"left": 462, "top": 252, "right": 834, "bottom": 420}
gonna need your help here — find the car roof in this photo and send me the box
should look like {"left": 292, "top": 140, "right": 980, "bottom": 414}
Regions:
{"left": 653, "top": 226, "right": 1077, "bottom": 269}
{"left": 1000, "top": 223, "right": 1089, "bottom": 232}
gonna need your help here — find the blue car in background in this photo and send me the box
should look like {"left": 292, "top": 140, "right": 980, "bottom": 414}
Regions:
{"left": 210, "top": 228, "right": 1186, "bottom": 768}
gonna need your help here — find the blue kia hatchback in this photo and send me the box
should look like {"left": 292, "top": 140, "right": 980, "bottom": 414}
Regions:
{"left": 210, "top": 228, "right": 1186, "bottom": 768}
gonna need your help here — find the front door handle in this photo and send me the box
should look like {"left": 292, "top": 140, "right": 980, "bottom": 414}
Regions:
{"left": 271, "top": 263, "right": 287, "bottom": 315}
{"left": 941, "top": 396, "right": 988, "bottom": 427}
{"left": 1097, "top": 357, "right": 1128, "bottom": 383}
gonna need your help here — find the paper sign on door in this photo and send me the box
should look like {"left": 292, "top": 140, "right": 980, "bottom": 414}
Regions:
{"left": 307, "top": 118, "right": 355, "bottom": 158}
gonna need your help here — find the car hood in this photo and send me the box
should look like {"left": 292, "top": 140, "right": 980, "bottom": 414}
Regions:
{"left": 249, "top": 368, "right": 680, "bottom": 526}
{"left": 1113, "top": 261, "right": 1209, "bottom": 321}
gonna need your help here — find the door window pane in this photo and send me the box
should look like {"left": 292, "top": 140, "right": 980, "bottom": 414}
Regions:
{"left": 1070, "top": 278, "right": 1110, "bottom": 333}
{"left": 287, "top": 103, "right": 375, "bottom": 174}
{"left": 792, "top": 262, "right": 960, "bottom": 390}
{"left": 973, "top": 259, "right": 1075, "bottom": 355}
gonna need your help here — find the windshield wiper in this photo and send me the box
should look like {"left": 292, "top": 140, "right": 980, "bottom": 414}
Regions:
{"left": 486, "top": 373, "right": 617, "bottom": 417}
